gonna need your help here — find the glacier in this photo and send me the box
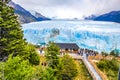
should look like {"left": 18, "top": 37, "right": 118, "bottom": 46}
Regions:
{"left": 22, "top": 20, "right": 120, "bottom": 53}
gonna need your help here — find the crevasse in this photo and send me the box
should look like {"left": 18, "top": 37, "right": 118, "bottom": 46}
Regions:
{"left": 22, "top": 20, "right": 120, "bottom": 52}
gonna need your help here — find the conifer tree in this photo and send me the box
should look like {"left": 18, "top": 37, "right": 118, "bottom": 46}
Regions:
{"left": 0, "top": 0, "right": 39, "bottom": 65}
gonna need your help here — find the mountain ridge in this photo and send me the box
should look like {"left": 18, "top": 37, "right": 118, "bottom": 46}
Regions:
{"left": 94, "top": 11, "right": 120, "bottom": 23}
{"left": 85, "top": 11, "right": 120, "bottom": 23}
{"left": 8, "top": 1, "right": 50, "bottom": 23}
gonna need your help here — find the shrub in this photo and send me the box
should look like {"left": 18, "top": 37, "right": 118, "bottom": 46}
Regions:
{"left": 97, "top": 58, "right": 119, "bottom": 80}
{"left": 22, "top": 44, "right": 40, "bottom": 65}
{"left": 0, "top": 56, "right": 34, "bottom": 80}
{"left": 34, "top": 66, "right": 57, "bottom": 80}
{"left": 57, "top": 54, "right": 78, "bottom": 80}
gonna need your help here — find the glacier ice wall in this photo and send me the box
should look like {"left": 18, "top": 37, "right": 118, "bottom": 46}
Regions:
{"left": 22, "top": 20, "right": 120, "bottom": 52}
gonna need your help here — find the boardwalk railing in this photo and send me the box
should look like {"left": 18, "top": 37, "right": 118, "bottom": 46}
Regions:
{"left": 82, "top": 54, "right": 102, "bottom": 80}
{"left": 82, "top": 58, "right": 98, "bottom": 80}
{"left": 88, "top": 58, "right": 108, "bottom": 80}
{"left": 38, "top": 52, "right": 102, "bottom": 80}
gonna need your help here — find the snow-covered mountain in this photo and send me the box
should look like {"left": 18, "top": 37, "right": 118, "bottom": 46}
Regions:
{"left": 22, "top": 20, "right": 120, "bottom": 52}
{"left": 85, "top": 11, "right": 120, "bottom": 23}
{"left": 30, "top": 11, "right": 50, "bottom": 21}
{"left": 8, "top": 1, "right": 50, "bottom": 23}
{"left": 84, "top": 15, "right": 97, "bottom": 20}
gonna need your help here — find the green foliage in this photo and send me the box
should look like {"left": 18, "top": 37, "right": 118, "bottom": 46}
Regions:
{"left": 0, "top": 1, "right": 40, "bottom": 79}
{"left": 75, "top": 60, "right": 92, "bottom": 80}
{"left": 45, "top": 42, "right": 60, "bottom": 79}
{"left": 57, "top": 54, "right": 78, "bottom": 80}
{"left": 0, "top": 1, "right": 24, "bottom": 60}
{"left": 45, "top": 42, "right": 60, "bottom": 69}
{"left": 22, "top": 44, "right": 40, "bottom": 65}
{"left": 0, "top": 0, "right": 40, "bottom": 65}
{"left": 97, "top": 59, "right": 109, "bottom": 71}
{"left": 101, "top": 52, "right": 108, "bottom": 56}
{"left": 45, "top": 42, "right": 79, "bottom": 80}
{"left": 97, "top": 58, "right": 119, "bottom": 71}
{"left": 0, "top": 56, "right": 34, "bottom": 80}
{"left": 97, "top": 58, "right": 119, "bottom": 80}
{"left": 34, "top": 66, "right": 57, "bottom": 80}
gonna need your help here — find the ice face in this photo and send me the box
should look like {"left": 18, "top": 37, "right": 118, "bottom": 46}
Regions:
{"left": 22, "top": 20, "right": 120, "bottom": 52}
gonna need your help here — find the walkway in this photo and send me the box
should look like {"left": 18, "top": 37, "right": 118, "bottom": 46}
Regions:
{"left": 38, "top": 51, "right": 102, "bottom": 80}
{"left": 82, "top": 53, "right": 102, "bottom": 80}
{"left": 68, "top": 53, "right": 102, "bottom": 80}
{"left": 68, "top": 53, "right": 82, "bottom": 59}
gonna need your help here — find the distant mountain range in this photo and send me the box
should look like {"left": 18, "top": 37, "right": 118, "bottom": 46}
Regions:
{"left": 8, "top": 1, "right": 50, "bottom": 23}
{"left": 84, "top": 15, "right": 97, "bottom": 20}
{"left": 94, "top": 11, "right": 120, "bottom": 23}
{"left": 85, "top": 11, "right": 120, "bottom": 23}
{"left": 8, "top": 1, "right": 120, "bottom": 23}
{"left": 30, "top": 11, "right": 51, "bottom": 21}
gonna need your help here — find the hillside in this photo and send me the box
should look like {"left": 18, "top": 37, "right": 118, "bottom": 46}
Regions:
{"left": 8, "top": 1, "right": 50, "bottom": 23}
{"left": 94, "top": 11, "right": 120, "bottom": 23}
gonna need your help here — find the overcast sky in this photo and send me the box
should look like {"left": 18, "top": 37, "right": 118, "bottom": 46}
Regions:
{"left": 12, "top": 0, "right": 120, "bottom": 19}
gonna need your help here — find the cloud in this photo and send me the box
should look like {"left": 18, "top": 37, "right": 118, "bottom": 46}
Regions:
{"left": 12, "top": 0, "right": 120, "bottom": 19}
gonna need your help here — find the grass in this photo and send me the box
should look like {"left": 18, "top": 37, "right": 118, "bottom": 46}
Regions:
{"left": 75, "top": 60, "right": 93, "bottom": 80}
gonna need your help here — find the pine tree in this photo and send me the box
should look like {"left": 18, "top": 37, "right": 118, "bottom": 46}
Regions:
{"left": 0, "top": 0, "right": 24, "bottom": 60}
{"left": 0, "top": 0, "right": 39, "bottom": 65}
